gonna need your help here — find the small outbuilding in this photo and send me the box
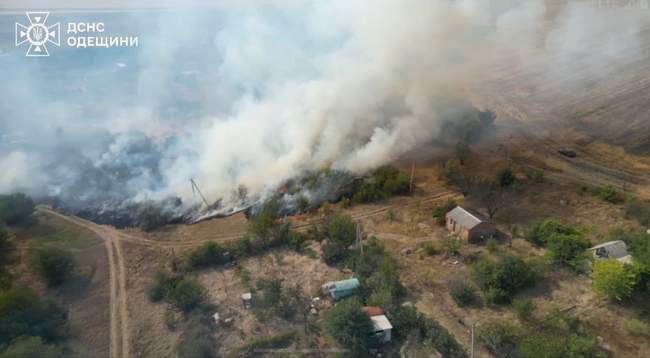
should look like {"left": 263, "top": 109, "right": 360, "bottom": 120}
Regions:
{"left": 370, "top": 315, "right": 393, "bottom": 343}
{"left": 321, "top": 278, "right": 360, "bottom": 301}
{"left": 588, "top": 241, "right": 633, "bottom": 264}
{"left": 362, "top": 306, "right": 385, "bottom": 317}
{"left": 241, "top": 292, "right": 253, "bottom": 309}
{"left": 445, "top": 206, "right": 496, "bottom": 242}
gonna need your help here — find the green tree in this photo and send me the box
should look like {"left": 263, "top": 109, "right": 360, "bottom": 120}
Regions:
{"left": 165, "top": 276, "right": 206, "bottom": 312}
{"left": 33, "top": 248, "right": 75, "bottom": 287}
{"left": 450, "top": 282, "right": 477, "bottom": 307}
{"left": 592, "top": 259, "right": 637, "bottom": 301}
{"left": 472, "top": 255, "right": 536, "bottom": 304}
{"left": 0, "top": 193, "right": 35, "bottom": 226}
{"left": 324, "top": 298, "right": 377, "bottom": 357}
{"left": 321, "top": 212, "right": 357, "bottom": 265}
{"left": 0, "top": 336, "right": 65, "bottom": 358}
{"left": 513, "top": 299, "right": 536, "bottom": 322}
{"left": 546, "top": 234, "right": 590, "bottom": 271}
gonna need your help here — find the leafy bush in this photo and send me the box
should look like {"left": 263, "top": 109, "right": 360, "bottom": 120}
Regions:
{"left": 322, "top": 241, "right": 348, "bottom": 265}
{"left": 443, "top": 237, "right": 462, "bottom": 255}
{"left": 498, "top": 169, "right": 516, "bottom": 188}
{"left": 476, "top": 320, "right": 519, "bottom": 358}
{"left": 164, "top": 309, "right": 177, "bottom": 331}
{"left": 525, "top": 220, "right": 589, "bottom": 271}
{"left": 597, "top": 185, "right": 624, "bottom": 204}
{"left": 432, "top": 200, "right": 456, "bottom": 225}
{"left": 442, "top": 159, "right": 462, "bottom": 183}
{"left": 472, "top": 255, "right": 536, "bottom": 304}
{"left": 546, "top": 234, "right": 590, "bottom": 271}
{"left": 0, "top": 336, "right": 65, "bottom": 358}
{"left": 592, "top": 259, "right": 637, "bottom": 301}
{"left": 0, "top": 193, "right": 35, "bottom": 227}
{"left": 513, "top": 299, "right": 536, "bottom": 322}
{"left": 247, "top": 199, "right": 281, "bottom": 239}
{"left": 0, "top": 287, "right": 68, "bottom": 345}
{"left": 421, "top": 242, "right": 438, "bottom": 256}
{"left": 524, "top": 168, "right": 545, "bottom": 183}
{"left": 166, "top": 277, "right": 206, "bottom": 312}
{"left": 450, "top": 283, "right": 477, "bottom": 307}
{"left": 486, "top": 238, "right": 498, "bottom": 253}
{"left": 386, "top": 208, "right": 398, "bottom": 221}
{"left": 185, "top": 242, "right": 228, "bottom": 270}
{"left": 324, "top": 298, "right": 377, "bottom": 357}
{"left": 624, "top": 319, "right": 650, "bottom": 337}
{"left": 525, "top": 220, "right": 580, "bottom": 247}
{"left": 33, "top": 248, "right": 75, "bottom": 287}
{"left": 625, "top": 200, "right": 650, "bottom": 226}
{"left": 287, "top": 231, "right": 308, "bottom": 251}
{"left": 147, "top": 272, "right": 206, "bottom": 312}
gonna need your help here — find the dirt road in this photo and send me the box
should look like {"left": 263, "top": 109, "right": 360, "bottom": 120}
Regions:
{"left": 41, "top": 208, "right": 130, "bottom": 358}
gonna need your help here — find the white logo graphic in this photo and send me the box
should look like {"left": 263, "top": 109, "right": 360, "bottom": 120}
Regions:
{"left": 15, "top": 12, "right": 60, "bottom": 57}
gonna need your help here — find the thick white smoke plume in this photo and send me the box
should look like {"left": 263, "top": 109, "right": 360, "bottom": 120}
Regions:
{"left": 0, "top": 0, "right": 648, "bottom": 216}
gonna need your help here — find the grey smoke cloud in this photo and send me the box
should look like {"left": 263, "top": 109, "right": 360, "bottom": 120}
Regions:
{"left": 0, "top": 0, "right": 647, "bottom": 213}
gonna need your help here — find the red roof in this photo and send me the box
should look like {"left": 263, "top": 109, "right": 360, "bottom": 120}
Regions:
{"left": 362, "top": 306, "right": 385, "bottom": 317}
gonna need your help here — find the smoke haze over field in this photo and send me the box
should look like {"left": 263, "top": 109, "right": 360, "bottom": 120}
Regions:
{"left": 0, "top": 0, "right": 648, "bottom": 214}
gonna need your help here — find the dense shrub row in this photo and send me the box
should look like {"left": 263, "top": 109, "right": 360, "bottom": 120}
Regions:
{"left": 352, "top": 166, "right": 410, "bottom": 203}
{"left": 477, "top": 312, "right": 605, "bottom": 358}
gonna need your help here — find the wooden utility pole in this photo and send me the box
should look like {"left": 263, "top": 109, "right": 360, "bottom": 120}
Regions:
{"left": 409, "top": 161, "right": 416, "bottom": 194}
{"left": 190, "top": 178, "right": 210, "bottom": 207}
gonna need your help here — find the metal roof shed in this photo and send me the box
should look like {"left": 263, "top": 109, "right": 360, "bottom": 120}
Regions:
{"left": 327, "top": 278, "right": 359, "bottom": 300}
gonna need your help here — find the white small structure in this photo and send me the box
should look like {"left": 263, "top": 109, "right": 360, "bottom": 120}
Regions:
{"left": 588, "top": 240, "right": 633, "bottom": 264}
{"left": 213, "top": 312, "right": 220, "bottom": 325}
{"left": 370, "top": 315, "right": 393, "bottom": 343}
{"left": 241, "top": 292, "right": 253, "bottom": 309}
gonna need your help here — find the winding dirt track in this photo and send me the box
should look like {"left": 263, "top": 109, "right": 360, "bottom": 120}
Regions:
{"left": 41, "top": 208, "right": 130, "bottom": 358}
